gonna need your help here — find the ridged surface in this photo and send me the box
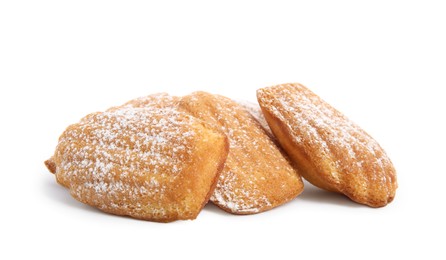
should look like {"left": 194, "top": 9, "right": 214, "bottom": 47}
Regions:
{"left": 257, "top": 83, "right": 397, "bottom": 207}
{"left": 236, "top": 100, "right": 275, "bottom": 139}
{"left": 179, "top": 92, "right": 304, "bottom": 214}
{"left": 45, "top": 94, "right": 229, "bottom": 222}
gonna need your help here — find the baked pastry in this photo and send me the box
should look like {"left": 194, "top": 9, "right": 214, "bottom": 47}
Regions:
{"left": 236, "top": 100, "right": 274, "bottom": 139}
{"left": 107, "top": 93, "right": 179, "bottom": 111}
{"left": 179, "top": 92, "right": 303, "bottom": 214}
{"left": 257, "top": 83, "right": 397, "bottom": 207}
{"left": 45, "top": 94, "right": 229, "bottom": 222}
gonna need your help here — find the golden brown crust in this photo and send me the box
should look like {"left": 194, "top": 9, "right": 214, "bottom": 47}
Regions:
{"left": 46, "top": 94, "right": 228, "bottom": 222}
{"left": 44, "top": 158, "right": 56, "bottom": 174}
{"left": 236, "top": 100, "right": 275, "bottom": 139}
{"left": 198, "top": 136, "right": 230, "bottom": 212}
{"left": 257, "top": 83, "right": 397, "bottom": 207}
{"left": 107, "top": 93, "right": 180, "bottom": 111}
{"left": 179, "top": 92, "right": 304, "bottom": 214}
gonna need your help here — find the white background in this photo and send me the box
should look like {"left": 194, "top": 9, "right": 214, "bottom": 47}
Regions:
{"left": 1, "top": 0, "right": 445, "bottom": 259}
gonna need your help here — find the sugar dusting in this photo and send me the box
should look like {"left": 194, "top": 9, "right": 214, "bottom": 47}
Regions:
{"left": 257, "top": 83, "right": 397, "bottom": 202}
{"left": 181, "top": 92, "right": 302, "bottom": 214}
{"left": 209, "top": 99, "right": 273, "bottom": 213}
{"left": 236, "top": 100, "right": 274, "bottom": 138}
{"left": 54, "top": 105, "right": 197, "bottom": 217}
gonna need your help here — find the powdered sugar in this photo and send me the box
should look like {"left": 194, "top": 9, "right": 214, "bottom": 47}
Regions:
{"left": 54, "top": 104, "right": 197, "bottom": 217}
{"left": 211, "top": 171, "right": 272, "bottom": 214}
{"left": 257, "top": 83, "right": 397, "bottom": 203}
{"left": 236, "top": 100, "right": 274, "bottom": 138}
{"left": 180, "top": 92, "right": 302, "bottom": 214}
